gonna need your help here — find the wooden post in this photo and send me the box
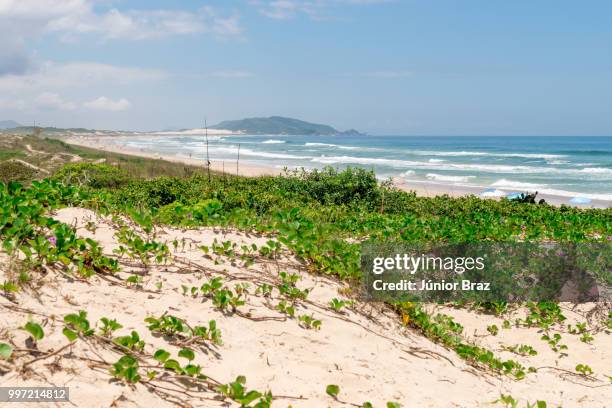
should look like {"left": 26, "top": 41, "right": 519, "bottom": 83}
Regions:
{"left": 205, "top": 119, "right": 211, "bottom": 182}
{"left": 236, "top": 143, "right": 240, "bottom": 176}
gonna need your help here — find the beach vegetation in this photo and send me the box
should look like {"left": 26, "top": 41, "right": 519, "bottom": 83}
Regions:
{"left": 1, "top": 138, "right": 611, "bottom": 405}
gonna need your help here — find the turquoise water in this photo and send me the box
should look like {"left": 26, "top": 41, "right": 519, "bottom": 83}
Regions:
{"left": 117, "top": 135, "right": 612, "bottom": 201}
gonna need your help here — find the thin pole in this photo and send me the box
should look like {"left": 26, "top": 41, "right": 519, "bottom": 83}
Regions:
{"left": 236, "top": 143, "right": 240, "bottom": 176}
{"left": 205, "top": 119, "right": 211, "bottom": 182}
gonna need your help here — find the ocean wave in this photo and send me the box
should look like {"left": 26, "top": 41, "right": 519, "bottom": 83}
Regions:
{"left": 428, "top": 159, "right": 446, "bottom": 163}
{"left": 426, "top": 173, "right": 475, "bottom": 183}
{"left": 309, "top": 155, "right": 550, "bottom": 173}
{"left": 230, "top": 148, "right": 310, "bottom": 160}
{"left": 490, "top": 179, "right": 612, "bottom": 200}
{"left": 579, "top": 167, "right": 612, "bottom": 175}
{"left": 305, "top": 142, "right": 361, "bottom": 150}
{"left": 305, "top": 142, "right": 337, "bottom": 147}
{"left": 555, "top": 150, "right": 612, "bottom": 156}
{"left": 491, "top": 179, "right": 543, "bottom": 190}
{"left": 311, "top": 155, "right": 418, "bottom": 167}
{"left": 530, "top": 189, "right": 612, "bottom": 201}
{"left": 262, "top": 139, "right": 286, "bottom": 144}
{"left": 411, "top": 150, "right": 566, "bottom": 159}
{"left": 309, "top": 155, "right": 612, "bottom": 178}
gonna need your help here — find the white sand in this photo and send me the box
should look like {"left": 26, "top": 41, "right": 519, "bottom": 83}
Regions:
{"left": 1, "top": 208, "right": 610, "bottom": 407}
{"left": 65, "top": 135, "right": 281, "bottom": 177}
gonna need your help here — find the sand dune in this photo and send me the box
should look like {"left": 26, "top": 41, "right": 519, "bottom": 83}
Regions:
{"left": 0, "top": 208, "right": 610, "bottom": 407}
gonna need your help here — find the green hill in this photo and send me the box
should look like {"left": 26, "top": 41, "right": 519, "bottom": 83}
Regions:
{"left": 211, "top": 116, "right": 347, "bottom": 135}
{"left": 0, "top": 120, "right": 22, "bottom": 129}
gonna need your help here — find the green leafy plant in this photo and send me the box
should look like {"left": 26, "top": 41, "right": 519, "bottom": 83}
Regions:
{"left": 298, "top": 314, "right": 321, "bottom": 330}
{"left": 494, "top": 394, "right": 518, "bottom": 408}
{"left": 575, "top": 364, "right": 594, "bottom": 376}
{"left": 0, "top": 343, "right": 13, "bottom": 360}
{"left": 63, "top": 310, "right": 94, "bottom": 341}
{"left": 487, "top": 324, "right": 499, "bottom": 336}
{"left": 111, "top": 355, "right": 141, "bottom": 384}
{"left": 580, "top": 332, "right": 594, "bottom": 344}
{"left": 192, "top": 320, "right": 223, "bottom": 345}
{"left": 330, "top": 298, "right": 352, "bottom": 313}
{"left": 255, "top": 283, "right": 273, "bottom": 298}
{"left": 23, "top": 321, "right": 44, "bottom": 343}
{"left": 502, "top": 344, "right": 538, "bottom": 357}
{"left": 217, "top": 376, "right": 271, "bottom": 407}
{"left": 114, "top": 331, "right": 145, "bottom": 352}
{"left": 99, "top": 317, "right": 123, "bottom": 337}
{"left": 541, "top": 333, "right": 568, "bottom": 355}
{"left": 200, "top": 277, "right": 223, "bottom": 295}
{"left": 276, "top": 300, "right": 296, "bottom": 318}
{"left": 326, "top": 384, "right": 340, "bottom": 399}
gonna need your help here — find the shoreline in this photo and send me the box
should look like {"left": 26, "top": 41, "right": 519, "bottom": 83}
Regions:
{"left": 64, "top": 135, "right": 610, "bottom": 208}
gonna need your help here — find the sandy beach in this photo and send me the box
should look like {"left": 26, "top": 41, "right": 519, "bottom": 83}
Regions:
{"left": 65, "top": 135, "right": 283, "bottom": 177}
{"left": 1, "top": 207, "right": 610, "bottom": 407}
{"left": 63, "top": 135, "right": 611, "bottom": 208}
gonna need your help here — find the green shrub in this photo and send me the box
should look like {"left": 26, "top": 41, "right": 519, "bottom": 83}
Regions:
{"left": 0, "top": 160, "right": 37, "bottom": 184}
{"left": 52, "top": 163, "right": 129, "bottom": 189}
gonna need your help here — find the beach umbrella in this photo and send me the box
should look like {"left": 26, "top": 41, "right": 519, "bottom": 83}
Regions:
{"left": 569, "top": 197, "right": 592, "bottom": 205}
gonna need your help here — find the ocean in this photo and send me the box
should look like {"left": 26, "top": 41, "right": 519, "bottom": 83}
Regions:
{"left": 114, "top": 134, "right": 612, "bottom": 202}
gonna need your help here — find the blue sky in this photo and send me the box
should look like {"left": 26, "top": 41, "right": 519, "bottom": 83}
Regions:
{"left": 0, "top": 0, "right": 611, "bottom": 135}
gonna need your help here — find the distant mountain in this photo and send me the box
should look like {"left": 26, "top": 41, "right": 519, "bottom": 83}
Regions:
{"left": 211, "top": 116, "right": 363, "bottom": 136}
{"left": 0, "top": 120, "right": 22, "bottom": 129}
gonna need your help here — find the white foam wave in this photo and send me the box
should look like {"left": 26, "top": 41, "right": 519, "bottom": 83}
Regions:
{"left": 481, "top": 189, "right": 507, "bottom": 197}
{"left": 491, "top": 179, "right": 543, "bottom": 190}
{"left": 428, "top": 159, "right": 446, "bottom": 163}
{"left": 231, "top": 148, "right": 310, "bottom": 160}
{"left": 490, "top": 179, "right": 612, "bottom": 200}
{"left": 579, "top": 167, "right": 612, "bottom": 175}
{"left": 305, "top": 142, "right": 337, "bottom": 147}
{"left": 262, "top": 139, "right": 286, "bottom": 144}
{"left": 309, "top": 155, "right": 612, "bottom": 178}
{"left": 412, "top": 150, "right": 566, "bottom": 159}
{"left": 426, "top": 173, "right": 475, "bottom": 183}
{"left": 309, "top": 155, "right": 551, "bottom": 173}
{"left": 533, "top": 189, "right": 612, "bottom": 201}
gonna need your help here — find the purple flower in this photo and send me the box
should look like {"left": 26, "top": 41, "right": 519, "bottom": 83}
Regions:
{"left": 48, "top": 236, "right": 57, "bottom": 246}
{"left": 607, "top": 236, "right": 612, "bottom": 241}
{"left": 520, "top": 225, "right": 526, "bottom": 231}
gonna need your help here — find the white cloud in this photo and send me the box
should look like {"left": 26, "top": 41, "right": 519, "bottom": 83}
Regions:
{"left": 0, "top": 97, "right": 26, "bottom": 110}
{"left": 84, "top": 96, "right": 131, "bottom": 111}
{"left": 0, "top": 62, "right": 166, "bottom": 92}
{"left": 251, "top": 0, "right": 393, "bottom": 20}
{"left": 35, "top": 92, "right": 76, "bottom": 110}
{"left": 0, "top": 0, "right": 243, "bottom": 41}
{"left": 211, "top": 70, "right": 254, "bottom": 78}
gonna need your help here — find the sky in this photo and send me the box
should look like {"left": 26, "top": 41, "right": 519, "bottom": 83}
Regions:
{"left": 0, "top": 0, "right": 611, "bottom": 135}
